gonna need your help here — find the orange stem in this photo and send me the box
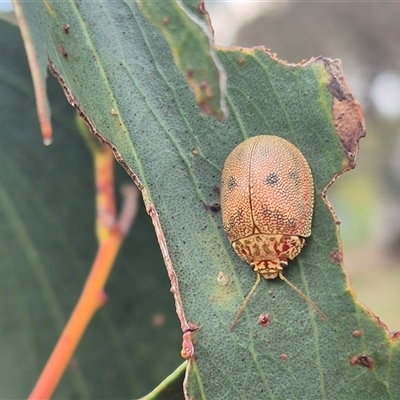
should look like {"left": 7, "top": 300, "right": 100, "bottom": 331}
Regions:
{"left": 28, "top": 142, "right": 137, "bottom": 399}
{"left": 13, "top": 0, "right": 53, "bottom": 145}
{"left": 28, "top": 233, "right": 123, "bottom": 400}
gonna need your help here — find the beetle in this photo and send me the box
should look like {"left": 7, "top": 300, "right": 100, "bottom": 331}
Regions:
{"left": 220, "top": 135, "right": 326, "bottom": 330}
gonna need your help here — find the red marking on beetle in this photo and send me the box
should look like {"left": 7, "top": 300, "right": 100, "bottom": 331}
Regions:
{"left": 258, "top": 313, "right": 271, "bottom": 327}
{"left": 282, "top": 243, "right": 290, "bottom": 253}
{"left": 352, "top": 330, "right": 362, "bottom": 338}
{"left": 350, "top": 354, "right": 374, "bottom": 369}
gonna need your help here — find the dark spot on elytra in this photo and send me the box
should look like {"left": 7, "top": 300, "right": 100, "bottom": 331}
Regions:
{"left": 265, "top": 172, "right": 279, "bottom": 186}
{"left": 226, "top": 176, "right": 238, "bottom": 191}
{"left": 228, "top": 208, "right": 244, "bottom": 230}
{"left": 262, "top": 207, "right": 273, "bottom": 218}
{"left": 288, "top": 170, "right": 300, "bottom": 184}
{"left": 287, "top": 217, "right": 296, "bottom": 227}
{"left": 273, "top": 211, "right": 284, "bottom": 222}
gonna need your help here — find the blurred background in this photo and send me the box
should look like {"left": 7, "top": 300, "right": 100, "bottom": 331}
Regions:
{"left": 206, "top": 0, "right": 400, "bottom": 331}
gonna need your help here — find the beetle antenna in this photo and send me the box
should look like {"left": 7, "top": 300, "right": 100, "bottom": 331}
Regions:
{"left": 278, "top": 272, "right": 327, "bottom": 320}
{"left": 230, "top": 273, "right": 261, "bottom": 331}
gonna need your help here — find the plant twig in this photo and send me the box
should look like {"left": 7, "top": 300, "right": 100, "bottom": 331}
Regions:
{"left": 28, "top": 135, "right": 138, "bottom": 400}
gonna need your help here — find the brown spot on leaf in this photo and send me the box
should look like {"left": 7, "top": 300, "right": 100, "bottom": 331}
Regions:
{"left": 210, "top": 203, "right": 221, "bottom": 212}
{"left": 350, "top": 354, "right": 374, "bottom": 369}
{"left": 161, "top": 16, "right": 170, "bottom": 25}
{"left": 58, "top": 44, "right": 68, "bottom": 59}
{"left": 351, "top": 330, "right": 362, "bottom": 338}
{"left": 280, "top": 353, "right": 288, "bottom": 361}
{"left": 329, "top": 77, "right": 346, "bottom": 101}
{"left": 203, "top": 202, "right": 220, "bottom": 212}
{"left": 258, "top": 313, "right": 271, "bottom": 327}
{"left": 63, "top": 24, "right": 70, "bottom": 34}
{"left": 199, "top": 102, "right": 213, "bottom": 116}
{"left": 324, "top": 59, "right": 366, "bottom": 169}
{"left": 199, "top": 80, "right": 214, "bottom": 99}
{"left": 191, "top": 148, "right": 199, "bottom": 155}
{"left": 237, "top": 57, "right": 245, "bottom": 65}
{"left": 330, "top": 250, "right": 343, "bottom": 263}
{"left": 391, "top": 331, "right": 400, "bottom": 339}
